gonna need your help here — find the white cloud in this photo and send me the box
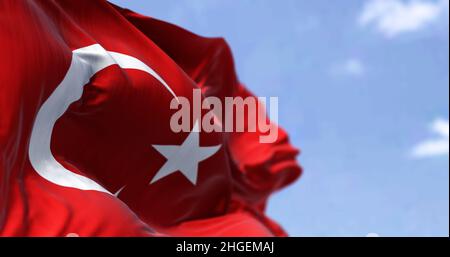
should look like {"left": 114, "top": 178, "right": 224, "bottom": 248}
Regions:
{"left": 331, "top": 58, "right": 366, "bottom": 77}
{"left": 359, "top": 0, "right": 449, "bottom": 38}
{"left": 411, "top": 118, "right": 449, "bottom": 158}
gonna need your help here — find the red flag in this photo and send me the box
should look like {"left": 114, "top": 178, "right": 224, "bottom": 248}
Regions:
{"left": 0, "top": 0, "right": 301, "bottom": 237}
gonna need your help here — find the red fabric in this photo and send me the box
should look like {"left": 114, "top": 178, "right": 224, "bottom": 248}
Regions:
{"left": 0, "top": 0, "right": 301, "bottom": 237}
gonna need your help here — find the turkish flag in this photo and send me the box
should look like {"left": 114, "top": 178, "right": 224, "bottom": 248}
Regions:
{"left": 0, "top": 0, "right": 301, "bottom": 237}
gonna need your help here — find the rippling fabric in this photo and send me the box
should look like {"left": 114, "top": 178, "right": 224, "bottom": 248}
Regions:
{"left": 0, "top": 0, "right": 301, "bottom": 236}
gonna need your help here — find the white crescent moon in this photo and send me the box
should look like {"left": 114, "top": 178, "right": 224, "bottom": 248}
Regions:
{"left": 28, "top": 44, "right": 176, "bottom": 194}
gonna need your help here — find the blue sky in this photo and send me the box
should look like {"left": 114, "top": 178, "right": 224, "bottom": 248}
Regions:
{"left": 110, "top": 0, "right": 449, "bottom": 236}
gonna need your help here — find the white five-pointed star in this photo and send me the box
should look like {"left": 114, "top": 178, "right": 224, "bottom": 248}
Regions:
{"left": 150, "top": 121, "right": 221, "bottom": 185}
